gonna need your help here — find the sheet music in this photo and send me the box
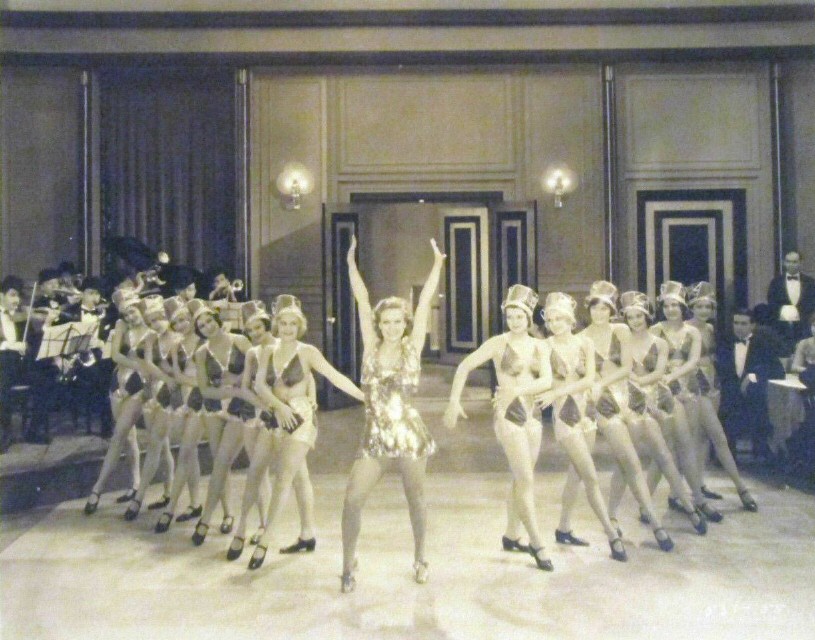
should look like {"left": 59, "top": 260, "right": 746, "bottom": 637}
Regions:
{"left": 36, "top": 321, "right": 100, "bottom": 360}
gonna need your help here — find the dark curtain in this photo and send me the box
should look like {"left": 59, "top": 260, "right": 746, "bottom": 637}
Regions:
{"left": 100, "top": 68, "right": 236, "bottom": 275}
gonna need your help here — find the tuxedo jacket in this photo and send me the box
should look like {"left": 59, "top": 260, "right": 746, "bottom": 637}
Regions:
{"left": 716, "top": 326, "right": 785, "bottom": 418}
{"left": 767, "top": 272, "right": 815, "bottom": 322}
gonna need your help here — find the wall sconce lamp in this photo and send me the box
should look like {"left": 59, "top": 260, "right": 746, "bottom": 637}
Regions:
{"left": 541, "top": 164, "right": 579, "bottom": 208}
{"left": 275, "top": 161, "right": 314, "bottom": 210}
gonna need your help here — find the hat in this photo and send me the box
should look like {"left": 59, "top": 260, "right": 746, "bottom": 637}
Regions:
{"left": 501, "top": 284, "right": 538, "bottom": 319}
{"left": 163, "top": 264, "right": 201, "bottom": 292}
{"left": 37, "top": 268, "right": 60, "bottom": 284}
{"left": 142, "top": 294, "right": 166, "bottom": 319}
{"left": 189, "top": 298, "right": 214, "bottom": 324}
{"left": 543, "top": 292, "right": 577, "bottom": 323}
{"left": 658, "top": 281, "right": 688, "bottom": 306}
{"left": 163, "top": 296, "right": 188, "bottom": 321}
{"left": 272, "top": 294, "right": 306, "bottom": 321}
{"left": 687, "top": 281, "right": 717, "bottom": 308}
{"left": 58, "top": 261, "right": 77, "bottom": 275}
{"left": 112, "top": 287, "right": 140, "bottom": 312}
{"left": 79, "top": 276, "right": 103, "bottom": 292}
{"left": 620, "top": 291, "right": 653, "bottom": 318}
{"left": 585, "top": 280, "right": 618, "bottom": 310}
{"left": 242, "top": 300, "right": 270, "bottom": 327}
{"left": 104, "top": 236, "right": 158, "bottom": 272}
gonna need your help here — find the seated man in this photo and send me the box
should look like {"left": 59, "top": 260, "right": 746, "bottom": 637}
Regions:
{"left": 717, "top": 307, "right": 785, "bottom": 462}
{"left": 0, "top": 276, "right": 27, "bottom": 452}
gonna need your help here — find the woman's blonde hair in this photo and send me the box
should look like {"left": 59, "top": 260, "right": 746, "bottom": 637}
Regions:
{"left": 372, "top": 297, "right": 413, "bottom": 341}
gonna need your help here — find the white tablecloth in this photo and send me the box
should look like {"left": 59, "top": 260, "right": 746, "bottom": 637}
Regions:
{"left": 768, "top": 374, "right": 807, "bottom": 454}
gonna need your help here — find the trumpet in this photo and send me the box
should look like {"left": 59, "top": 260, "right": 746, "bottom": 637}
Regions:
{"left": 133, "top": 251, "right": 170, "bottom": 296}
{"left": 209, "top": 278, "right": 243, "bottom": 302}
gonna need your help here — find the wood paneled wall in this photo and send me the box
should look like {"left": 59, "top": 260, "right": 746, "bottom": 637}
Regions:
{"left": 250, "top": 66, "right": 605, "bottom": 338}
{"left": 615, "top": 62, "right": 774, "bottom": 305}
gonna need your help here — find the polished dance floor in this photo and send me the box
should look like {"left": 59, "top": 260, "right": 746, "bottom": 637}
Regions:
{"left": 2, "top": 390, "right": 814, "bottom": 639}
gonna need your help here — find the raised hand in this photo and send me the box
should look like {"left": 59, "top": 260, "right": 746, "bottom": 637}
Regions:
{"left": 347, "top": 235, "right": 357, "bottom": 263}
{"left": 430, "top": 238, "right": 446, "bottom": 263}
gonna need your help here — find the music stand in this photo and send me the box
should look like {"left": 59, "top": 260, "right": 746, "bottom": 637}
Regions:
{"left": 37, "top": 321, "right": 99, "bottom": 362}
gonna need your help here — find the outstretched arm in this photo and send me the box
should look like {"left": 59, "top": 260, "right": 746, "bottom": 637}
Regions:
{"left": 346, "top": 235, "right": 377, "bottom": 352}
{"left": 302, "top": 344, "right": 365, "bottom": 402}
{"left": 409, "top": 238, "right": 447, "bottom": 354}
{"left": 444, "top": 337, "right": 499, "bottom": 429}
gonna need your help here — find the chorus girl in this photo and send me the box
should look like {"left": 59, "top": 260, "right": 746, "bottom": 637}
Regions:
{"left": 224, "top": 300, "right": 320, "bottom": 559}
{"left": 607, "top": 291, "right": 707, "bottom": 535}
{"left": 154, "top": 298, "right": 207, "bottom": 533}
{"left": 189, "top": 305, "right": 261, "bottom": 544}
{"left": 528, "top": 292, "right": 628, "bottom": 561}
{"left": 578, "top": 281, "right": 673, "bottom": 551}
{"left": 245, "top": 294, "right": 365, "bottom": 570}
{"left": 647, "top": 282, "right": 723, "bottom": 523}
{"left": 339, "top": 235, "right": 445, "bottom": 592}
{"left": 445, "top": 284, "right": 554, "bottom": 571}
{"left": 84, "top": 289, "right": 152, "bottom": 514}
{"left": 123, "top": 295, "right": 179, "bottom": 521}
{"left": 685, "top": 282, "right": 757, "bottom": 511}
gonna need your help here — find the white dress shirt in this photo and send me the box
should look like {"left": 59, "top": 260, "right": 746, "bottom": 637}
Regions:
{"left": 786, "top": 274, "right": 802, "bottom": 306}
{"left": 0, "top": 306, "right": 19, "bottom": 350}
{"left": 734, "top": 335, "right": 750, "bottom": 378}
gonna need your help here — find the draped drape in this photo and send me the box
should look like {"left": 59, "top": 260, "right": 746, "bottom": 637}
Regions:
{"left": 100, "top": 69, "right": 236, "bottom": 276}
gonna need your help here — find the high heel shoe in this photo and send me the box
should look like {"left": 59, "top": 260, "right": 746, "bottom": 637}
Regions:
{"left": 687, "top": 508, "right": 708, "bottom": 535}
{"left": 609, "top": 538, "right": 628, "bottom": 562}
{"left": 528, "top": 546, "right": 554, "bottom": 572}
{"left": 226, "top": 537, "right": 245, "bottom": 561}
{"left": 115, "top": 488, "right": 137, "bottom": 504}
{"left": 147, "top": 494, "right": 171, "bottom": 510}
{"left": 340, "top": 571, "right": 356, "bottom": 593}
{"left": 84, "top": 491, "right": 101, "bottom": 515}
{"left": 653, "top": 528, "right": 674, "bottom": 552}
{"left": 697, "top": 502, "right": 724, "bottom": 523}
{"left": 123, "top": 499, "right": 142, "bottom": 521}
{"left": 176, "top": 505, "right": 202, "bottom": 522}
{"left": 248, "top": 544, "right": 268, "bottom": 570}
{"left": 702, "top": 485, "right": 723, "bottom": 500}
{"left": 250, "top": 527, "right": 265, "bottom": 546}
{"left": 279, "top": 537, "right": 316, "bottom": 554}
{"left": 555, "top": 529, "right": 589, "bottom": 546}
{"left": 501, "top": 536, "right": 529, "bottom": 553}
{"left": 413, "top": 560, "right": 429, "bottom": 584}
{"left": 738, "top": 489, "right": 758, "bottom": 512}
{"left": 220, "top": 515, "right": 234, "bottom": 534}
{"left": 154, "top": 512, "right": 173, "bottom": 533}
{"left": 191, "top": 521, "right": 209, "bottom": 546}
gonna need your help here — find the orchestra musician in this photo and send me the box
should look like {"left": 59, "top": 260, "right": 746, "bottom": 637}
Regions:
{"left": 0, "top": 275, "right": 27, "bottom": 452}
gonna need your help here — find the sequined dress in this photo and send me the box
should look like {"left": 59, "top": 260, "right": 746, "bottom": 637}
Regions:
{"left": 689, "top": 323, "right": 720, "bottom": 399}
{"left": 359, "top": 339, "right": 436, "bottom": 459}
{"left": 629, "top": 337, "right": 675, "bottom": 418}
{"left": 652, "top": 323, "right": 695, "bottom": 401}
{"left": 547, "top": 336, "right": 596, "bottom": 442}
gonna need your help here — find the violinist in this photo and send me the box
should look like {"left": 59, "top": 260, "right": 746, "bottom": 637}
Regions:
{"left": 57, "top": 261, "right": 82, "bottom": 305}
{"left": 0, "top": 275, "right": 26, "bottom": 452}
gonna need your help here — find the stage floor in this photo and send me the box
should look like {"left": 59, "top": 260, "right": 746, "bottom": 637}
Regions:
{"left": 1, "top": 467, "right": 814, "bottom": 640}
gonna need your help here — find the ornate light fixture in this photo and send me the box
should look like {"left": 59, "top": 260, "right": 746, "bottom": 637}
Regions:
{"left": 275, "top": 161, "right": 314, "bottom": 210}
{"left": 541, "top": 164, "right": 579, "bottom": 208}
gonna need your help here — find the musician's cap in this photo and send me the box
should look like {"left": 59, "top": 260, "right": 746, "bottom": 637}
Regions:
{"left": 104, "top": 236, "right": 157, "bottom": 272}
{"left": 586, "top": 280, "right": 619, "bottom": 310}
{"left": 112, "top": 287, "right": 140, "bottom": 312}
{"left": 658, "top": 281, "right": 688, "bottom": 306}
{"left": 80, "top": 276, "right": 103, "bottom": 293}
{"left": 0, "top": 275, "right": 24, "bottom": 294}
{"left": 543, "top": 291, "right": 577, "bottom": 323}
{"left": 620, "top": 291, "right": 653, "bottom": 318}
{"left": 501, "top": 284, "right": 538, "bottom": 319}
{"left": 242, "top": 300, "right": 270, "bottom": 327}
{"left": 142, "top": 294, "right": 166, "bottom": 320}
{"left": 272, "top": 294, "right": 306, "bottom": 322}
{"left": 37, "top": 268, "right": 60, "bottom": 284}
{"left": 687, "top": 281, "right": 717, "bottom": 308}
{"left": 163, "top": 296, "right": 187, "bottom": 321}
{"left": 164, "top": 264, "right": 200, "bottom": 291}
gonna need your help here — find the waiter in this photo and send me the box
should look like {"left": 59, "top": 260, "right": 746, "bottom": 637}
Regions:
{"left": 767, "top": 250, "right": 815, "bottom": 353}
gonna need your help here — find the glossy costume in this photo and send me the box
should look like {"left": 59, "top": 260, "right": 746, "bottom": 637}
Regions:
{"left": 629, "top": 337, "right": 675, "bottom": 418}
{"left": 360, "top": 338, "right": 436, "bottom": 458}
{"left": 493, "top": 340, "right": 544, "bottom": 445}
{"left": 547, "top": 336, "right": 596, "bottom": 442}
{"left": 652, "top": 323, "right": 696, "bottom": 401}
{"left": 109, "top": 328, "right": 149, "bottom": 400}
{"left": 199, "top": 337, "right": 245, "bottom": 415}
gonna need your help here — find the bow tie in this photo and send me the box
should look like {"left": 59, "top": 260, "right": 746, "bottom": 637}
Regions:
{"left": 787, "top": 274, "right": 800, "bottom": 281}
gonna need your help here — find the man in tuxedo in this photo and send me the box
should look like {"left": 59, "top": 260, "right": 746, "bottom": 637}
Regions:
{"left": 767, "top": 250, "right": 815, "bottom": 352}
{"left": 717, "top": 307, "right": 785, "bottom": 463}
{"left": 0, "top": 276, "right": 27, "bottom": 452}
